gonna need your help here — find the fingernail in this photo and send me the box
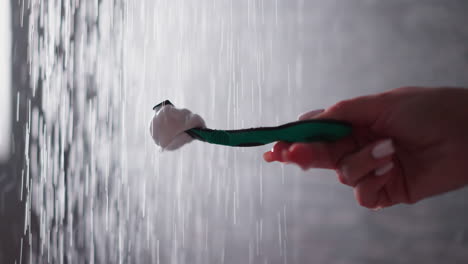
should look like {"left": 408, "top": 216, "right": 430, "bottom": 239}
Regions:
{"left": 372, "top": 139, "right": 394, "bottom": 159}
{"left": 281, "top": 150, "right": 289, "bottom": 162}
{"left": 341, "top": 165, "right": 351, "bottom": 182}
{"left": 263, "top": 152, "right": 273, "bottom": 162}
{"left": 288, "top": 144, "right": 297, "bottom": 152}
{"left": 298, "top": 109, "right": 325, "bottom": 120}
{"left": 375, "top": 162, "right": 394, "bottom": 176}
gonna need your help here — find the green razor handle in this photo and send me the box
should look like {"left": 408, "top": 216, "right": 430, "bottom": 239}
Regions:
{"left": 185, "top": 120, "right": 351, "bottom": 147}
{"left": 153, "top": 100, "right": 352, "bottom": 147}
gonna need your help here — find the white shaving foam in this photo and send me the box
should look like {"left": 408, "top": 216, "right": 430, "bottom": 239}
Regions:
{"left": 149, "top": 105, "right": 206, "bottom": 150}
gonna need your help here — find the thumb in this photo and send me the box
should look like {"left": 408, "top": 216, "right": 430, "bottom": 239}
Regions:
{"left": 315, "top": 94, "right": 388, "bottom": 126}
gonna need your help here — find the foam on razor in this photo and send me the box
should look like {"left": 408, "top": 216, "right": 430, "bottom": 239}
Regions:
{"left": 149, "top": 103, "right": 206, "bottom": 150}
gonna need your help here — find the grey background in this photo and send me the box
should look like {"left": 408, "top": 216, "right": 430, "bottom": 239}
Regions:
{"left": 2, "top": 0, "right": 468, "bottom": 263}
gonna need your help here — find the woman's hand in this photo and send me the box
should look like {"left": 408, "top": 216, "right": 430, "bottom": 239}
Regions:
{"left": 264, "top": 87, "right": 468, "bottom": 209}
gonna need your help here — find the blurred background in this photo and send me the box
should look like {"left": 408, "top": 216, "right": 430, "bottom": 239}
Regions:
{"left": 1, "top": 0, "right": 468, "bottom": 263}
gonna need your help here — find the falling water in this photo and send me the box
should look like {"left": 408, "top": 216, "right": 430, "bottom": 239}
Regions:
{"left": 25, "top": 0, "right": 305, "bottom": 263}
{"left": 15, "top": 0, "right": 468, "bottom": 263}
{"left": 26, "top": 0, "right": 126, "bottom": 262}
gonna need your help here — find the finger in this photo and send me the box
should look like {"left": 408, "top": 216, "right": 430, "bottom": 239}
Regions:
{"left": 314, "top": 94, "right": 390, "bottom": 126}
{"left": 339, "top": 139, "right": 395, "bottom": 186}
{"left": 374, "top": 187, "right": 398, "bottom": 209}
{"left": 297, "top": 109, "right": 324, "bottom": 121}
{"left": 354, "top": 162, "right": 395, "bottom": 209}
{"left": 265, "top": 107, "right": 325, "bottom": 163}
{"left": 283, "top": 143, "right": 332, "bottom": 170}
{"left": 263, "top": 141, "right": 292, "bottom": 162}
{"left": 282, "top": 136, "right": 357, "bottom": 170}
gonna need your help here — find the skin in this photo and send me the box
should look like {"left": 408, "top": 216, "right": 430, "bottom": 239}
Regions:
{"left": 263, "top": 87, "right": 468, "bottom": 209}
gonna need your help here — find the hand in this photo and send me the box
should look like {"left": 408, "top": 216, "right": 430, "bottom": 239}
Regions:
{"left": 264, "top": 87, "right": 468, "bottom": 209}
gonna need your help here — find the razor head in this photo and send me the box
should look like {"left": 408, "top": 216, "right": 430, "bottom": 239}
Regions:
{"left": 152, "top": 100, "right": 174, "bottom": 111}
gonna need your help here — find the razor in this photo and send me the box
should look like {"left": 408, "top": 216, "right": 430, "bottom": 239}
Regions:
{"left": 153, "top": 100, "right": 352, "bottom": 147}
